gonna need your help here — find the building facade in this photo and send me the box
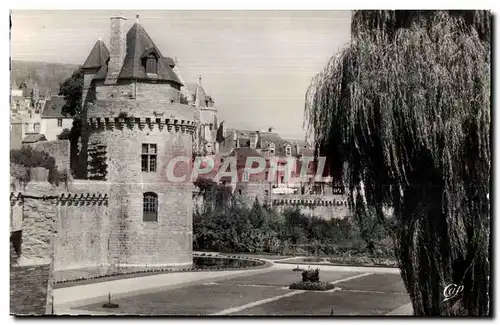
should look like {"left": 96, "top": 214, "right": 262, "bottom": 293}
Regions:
{"left": 40, "top": 96, "right": 73, "bottom": 141}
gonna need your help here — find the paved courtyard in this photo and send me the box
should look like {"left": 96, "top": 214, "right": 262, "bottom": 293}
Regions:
{"left": 55, "top": 262, "right": 412, "bottom": 316}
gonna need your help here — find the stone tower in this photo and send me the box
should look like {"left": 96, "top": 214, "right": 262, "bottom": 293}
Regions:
{"left": 81, "top": 16, "right": 196, "bottom": 270}
{"left": 189, "top": 77, "right": 218, "bottom": 155}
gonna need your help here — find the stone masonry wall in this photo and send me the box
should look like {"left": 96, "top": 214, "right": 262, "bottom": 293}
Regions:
{"left": 136, "top": 82, "right": 181, "bottom": 103}
{"left": 10, "top": 177, "right": 58, "bottom": 315}
{"left": 53, "top": 181, "right": 110, "bottom": 274}
{"left": 96, "top": 81, "right": 135, "bottom": 101}
{"left": 10, "top": 263, "right": 51, "bottom": 315}
{"left": 271, "top": 194, "right": 350, "bottom": 220}
{"left": 95, "top": 81, "right": 181, "bottom": 104}
{"left": 86, "top": 117, "right": 194, "bottom": 269}
{"left": 273, "top": 204, "right": 351, "bottom": 220}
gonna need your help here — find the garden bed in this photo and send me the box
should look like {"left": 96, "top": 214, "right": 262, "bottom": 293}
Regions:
{"left": 289, "top": 281, "right": 336, "bottom": 291}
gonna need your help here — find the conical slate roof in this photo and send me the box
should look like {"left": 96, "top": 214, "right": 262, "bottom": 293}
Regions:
{"left": 82, "top": 40, "right": 110, "bottom": 69}
{"left": 117, "top": 22, "right": 183, "bottom": 85}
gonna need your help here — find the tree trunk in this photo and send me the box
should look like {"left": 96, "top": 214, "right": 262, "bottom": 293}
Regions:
{"left": 395, "top": 183, "right": 490, "bottom": 316}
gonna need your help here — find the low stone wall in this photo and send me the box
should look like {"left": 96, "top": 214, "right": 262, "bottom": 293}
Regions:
{"left": 10, "top": 263, "right": 52, "bottom": 315}
{"left": 53, "top": 263, "right": 191, "bottom": 284}
{"left": 51, "top": 180, "right": 110, "bottom": 276}
{"left": 9, "top": 173, "right": 111, "bottom": 314}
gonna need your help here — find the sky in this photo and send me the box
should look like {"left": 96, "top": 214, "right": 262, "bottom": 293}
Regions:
{"left": 10, "top": 10, "right": 351, "bottom": 139}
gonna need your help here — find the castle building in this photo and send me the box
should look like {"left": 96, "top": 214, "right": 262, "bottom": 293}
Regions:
{"left": 188, "top": 77, "right": 218, "bottom": 156}
{"left": 72, "top": 15, "right": 196, "bottom": 271}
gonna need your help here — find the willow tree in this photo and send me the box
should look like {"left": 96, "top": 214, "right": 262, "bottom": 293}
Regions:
{"left": 305, "top": 11, "right": 491, "bottom": 316}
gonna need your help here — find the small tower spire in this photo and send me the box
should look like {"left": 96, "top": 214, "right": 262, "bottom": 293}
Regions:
{"left": 136, "top": 13, "right": 140, "bottom": 23}
{"left": 198, "top": 75, "right": 202, "bottom": 86}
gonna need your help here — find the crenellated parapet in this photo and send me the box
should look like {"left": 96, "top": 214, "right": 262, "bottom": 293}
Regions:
{"left": 272, "top": 197, "right": 348, "bottom": 207}
{"left": 10, "top": 192, "right": 109, "bottom": 206}
{"left": 87, "top": 117, "right": 196, "bottom": 134}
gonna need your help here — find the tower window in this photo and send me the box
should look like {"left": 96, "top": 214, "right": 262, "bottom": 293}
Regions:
{"left": 57, "top": 119, "right": 63, "bottom": 127}
{"left": 143, "top": 192, "right": 158, "bottom": 222}
{"left": 141, "top": 143, "right": 157, "bottom": 172}
{"left": 146, "top": 53, "right": 157, "bottom": 74}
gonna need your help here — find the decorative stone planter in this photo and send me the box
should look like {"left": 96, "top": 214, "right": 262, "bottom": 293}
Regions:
{"left": 29, "top": 167, "right": 49, "bottom": 182}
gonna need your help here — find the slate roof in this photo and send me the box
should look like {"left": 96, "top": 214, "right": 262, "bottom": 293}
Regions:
{"left": 22, "top": 133, "right": 46, "bottom": 144}
{"left": 116, "top": 23, "right": 182, "bottom": 85}
{"left": 283, "top": 138, "right": 314, "bottom": 156}
{"left": 218, "top": 128, "right": 314, "bottom": 158}
{"left": 229, "top": 147, "right": 265, "bottom": 168}
{"left": 87, "top": 23, "right": 182, "bottom": 85}
{"left": 186, "top": 82, "right": 215, "bottom": 108}
{"left": 82, "top": 40, "right": 110, "bottom": 69}
{"left": 41, "top": 96, "right": 68, "bottom": 119}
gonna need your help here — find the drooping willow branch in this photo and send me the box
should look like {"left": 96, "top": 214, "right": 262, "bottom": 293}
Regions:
{"left": 304, "top": 11, "right": 491, "bottom": 316}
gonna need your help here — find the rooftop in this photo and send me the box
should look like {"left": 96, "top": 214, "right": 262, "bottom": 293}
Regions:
{"left": 41, "top": 96, "right": 68, "bottom": 119}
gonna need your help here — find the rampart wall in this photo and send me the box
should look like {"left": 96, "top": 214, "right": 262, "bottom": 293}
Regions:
{"left": 271, "top": 194, "right": 351, "bottom": 220}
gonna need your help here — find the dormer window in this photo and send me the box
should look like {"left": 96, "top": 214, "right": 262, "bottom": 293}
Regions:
{"left": 285, "top": 144, "right": 291, "bottom": 156}
{"left": 269, "top": 143, "right": 275, "bottom": 156}
{"left": 145, "top": 53, "right": 158, "bottom": 75}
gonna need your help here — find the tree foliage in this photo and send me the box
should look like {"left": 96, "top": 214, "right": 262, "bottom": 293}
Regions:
{"left": 192, "top": 181, "right": 390, "bottom": 257}
{"left": 57, "top": 128, "right": 71, "bottom": 140}
{"left": 10, "top": 146, "right": 63, "bottom": 185}
{"left": 58, "top": 67, "right": 84, "bottom": 176}
{"left": 304, "top": 11, "right": 491, "bottom": 316}
{"left": 58, "top": 67, "right": 83, "bottom": 117}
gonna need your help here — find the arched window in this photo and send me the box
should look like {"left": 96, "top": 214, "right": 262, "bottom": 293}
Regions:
{"left": 146, "top": 53, "right": 157, "bottom": 74}
{"left": 143, "top": 192, "right": 158, "bottom": 222}
{"left": 285, "top": 144, "right": 292, "bottom": 156}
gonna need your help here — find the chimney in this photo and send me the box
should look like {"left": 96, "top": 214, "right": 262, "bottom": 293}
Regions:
{"left": 252, "top": 132, "right": 259, "bottom": 149}
{"left": 295, "top": 142, "right": 300, "bottom": 156}
{"left": 233, "top": 130, "right": 238, "bottom": 148}
{"left": 105, "top": 16, "right": 127, "bottom": 84}
{"left": 268, "top": 127, "right": 273, "bottom": 133}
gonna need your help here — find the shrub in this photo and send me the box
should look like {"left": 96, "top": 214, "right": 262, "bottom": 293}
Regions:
{"left": 192, "top": 189, "right": 395, "bottom": 259}
{"left": 10, "top": 146, "right": 62, "bottom": 185}
{"left": 57, "top": 128, "right": 71, "bottom": 140}
{"left": 302, "top": 268, "right": 320, "bottom": 282}
{"left": 10, "top": 163, "right": 29, "bottom": 185}
{"left": 289, "top": 281, "right": 336, "bottom": 291}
